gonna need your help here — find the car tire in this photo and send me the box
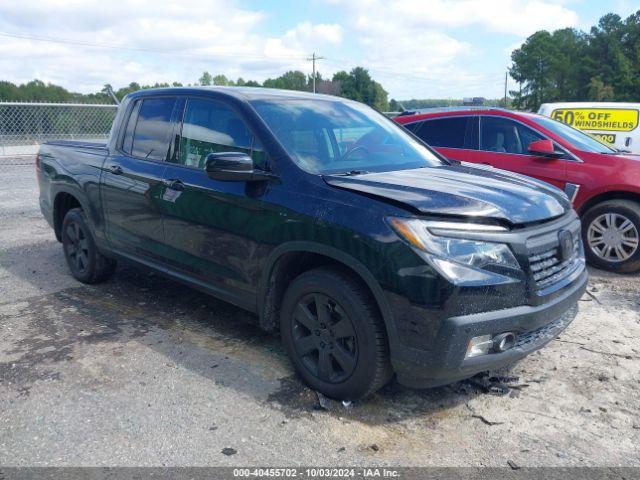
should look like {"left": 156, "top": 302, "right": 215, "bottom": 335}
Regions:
{"left": 582, "top": 200, "right": 640, "bottom": 273}
{"left": 61, "top": 208, "right": 117, "bottom": 283}
{"left": 280, "top": 266, "right": 393, "bottom": 401}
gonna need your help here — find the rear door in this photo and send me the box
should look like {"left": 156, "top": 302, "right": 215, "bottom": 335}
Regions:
{"left": 407, "top": 116, "right": 477, "bottom": 161}
{"left": 101, "top": 96, "right": 179, "bottom": 260}
{"left": 158, "top": 96, "right": 268, "bottom": 309}
{"left": 470, "top": 115, "right": 568, "bottom": 190}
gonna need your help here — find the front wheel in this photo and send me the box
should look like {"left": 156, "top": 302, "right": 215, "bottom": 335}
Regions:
{"left": 280, "top": 267, "right": 393, "bottom": 400}
{"left": 582, "top": 200, "right": 640, "bottom": 273}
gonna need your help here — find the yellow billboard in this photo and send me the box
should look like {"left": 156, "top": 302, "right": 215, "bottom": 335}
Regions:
{"left": 551, "top": 108, "right": 638, "bottom": 132}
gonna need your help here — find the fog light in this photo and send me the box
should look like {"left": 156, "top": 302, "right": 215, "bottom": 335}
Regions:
{"left": 466, "top": 335, "right": 493, "bottom": 358}
{"left": 493, "top": 332, "right": 516, "bottom": 353}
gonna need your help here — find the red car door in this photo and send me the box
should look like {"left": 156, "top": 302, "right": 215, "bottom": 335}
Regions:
{"left": 468, "top": 115, "right": 567, "bottom": 190}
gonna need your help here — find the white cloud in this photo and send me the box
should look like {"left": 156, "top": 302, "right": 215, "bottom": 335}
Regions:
{"left": 0, "top": 0, "right": 581, "bottom": 98}
{"left": 335, "top": 0, "right": 579, "bottom": 36}
{"left": 0, "top": 0, "right": 342, "bottom": 93}
{"left": 284, "top": 22, "right": 343, "bottom": 46}
{"left": 320, "top": 0, "right": 579, "bottom": 98}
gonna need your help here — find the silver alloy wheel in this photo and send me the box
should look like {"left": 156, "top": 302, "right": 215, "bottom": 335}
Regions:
{"left": 587, "top": 213, "right": 640, "bottom": 263}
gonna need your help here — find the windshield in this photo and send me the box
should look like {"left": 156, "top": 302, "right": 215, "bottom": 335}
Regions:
{"left": 531, "top": 115, "right": 617, "bottom": 154}
{"left": 250, "top": 98, "right": 444, "bottom": 174}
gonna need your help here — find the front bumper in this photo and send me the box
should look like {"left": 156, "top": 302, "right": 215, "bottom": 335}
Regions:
{"left": 393, "top": 268, "right": 587, "bottom": 388}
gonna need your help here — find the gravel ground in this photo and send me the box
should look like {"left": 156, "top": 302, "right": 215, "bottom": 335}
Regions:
{"left": 0, "top": 164, "right": 639, "bottom": 467}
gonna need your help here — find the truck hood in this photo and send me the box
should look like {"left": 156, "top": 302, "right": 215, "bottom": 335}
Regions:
{"left": 324, "top": 164, "right": 570, "bottom": 225}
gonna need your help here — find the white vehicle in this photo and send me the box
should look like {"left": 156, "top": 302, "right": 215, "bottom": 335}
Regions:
{"left": 538, "top": 102, "right": 640, "bottom": 153}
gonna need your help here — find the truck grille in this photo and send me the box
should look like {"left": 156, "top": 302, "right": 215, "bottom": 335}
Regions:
{"left": 515, "top": 304, "right": 577, "bottom": 350}
{"left": 528, "top": 236, "right": 582, "bottom": 290}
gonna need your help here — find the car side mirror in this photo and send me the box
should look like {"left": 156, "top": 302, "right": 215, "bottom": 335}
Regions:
{"left": 528, "top": 139, "right": 564, "bottom": 159}
{"left": 205, "top": 152, "right": 276, "bottom": 182}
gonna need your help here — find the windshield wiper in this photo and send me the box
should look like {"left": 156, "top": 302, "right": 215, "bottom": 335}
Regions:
{"left": 332, "top": 170, "right": 370, "bottom": 176}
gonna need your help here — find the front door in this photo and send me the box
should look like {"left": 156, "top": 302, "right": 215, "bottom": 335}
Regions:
{"left": 158, "top": 97, "right": 269, "bottom": 308}
{"left": 101, "top": 96, "right": 178, "bottom": 261}
{"left": 471, "top": 116, "right": 567, "bottom": 190}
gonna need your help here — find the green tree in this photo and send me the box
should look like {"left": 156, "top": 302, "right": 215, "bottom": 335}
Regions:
{"left": 510, "top": 29, "right": 587, "bottom": 110}
{"left": 586, "top": 77, "right": 615, "bottom": 101}
{"left": 213, "top": 74, "right": 233, "bottom": 86}
{"left": 332, "top": 67, "right": 388, "bottom": 110}
{"left": 199, "top": 71, "right": 213, "bottom": 86}
{"left": 510, "top": 10, "right": 640, "bottom": 109}
{"left": 263, "top": 70, "right": 309, "bottom": 91}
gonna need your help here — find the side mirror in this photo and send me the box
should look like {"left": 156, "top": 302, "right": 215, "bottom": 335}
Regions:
{"left": 205, "top": 152, "right": 276, "bottom": 182}
{"left": 528, "top": 139, "right": 563, "bottom": 159}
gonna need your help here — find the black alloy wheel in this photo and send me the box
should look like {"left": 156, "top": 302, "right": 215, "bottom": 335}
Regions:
{"left": 291, "top": 293, "right": 358, "bottom": 383}
{"left": 280, "top": 267, "right": 393, "bottom": 400}
{"left": 64, "top": 219, "right": 90, "bottom": 275}
{"left": 61, "top": 208, "right": 116, "bottom": 283}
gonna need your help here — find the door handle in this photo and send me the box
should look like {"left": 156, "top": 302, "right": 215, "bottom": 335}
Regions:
{"left": 164, "top": 179, "right": 185, "bottom": 191}
{"left": 109, "top": 165, "right": 123, "bottom": 175}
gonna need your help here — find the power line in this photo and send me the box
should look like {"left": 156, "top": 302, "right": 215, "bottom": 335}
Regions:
{"left": 321, "top": 57, "right": 504, "bottom": 85}
{"left": 1, "top": 29, "right": 508, "bottom": 95}
{"left": 0, "top": 30, "right": 307, "bottom": 62}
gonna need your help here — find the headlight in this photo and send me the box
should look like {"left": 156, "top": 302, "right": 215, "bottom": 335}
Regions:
{"left": 388, "top": 217, "right": 521, "bottom": 286}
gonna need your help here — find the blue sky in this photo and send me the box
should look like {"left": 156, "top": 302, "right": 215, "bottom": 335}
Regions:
{"left": 0, "top": 0, "right": 637, "bottom": 100}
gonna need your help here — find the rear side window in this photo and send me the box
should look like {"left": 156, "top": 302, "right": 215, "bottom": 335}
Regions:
{"left": 131, "top": 97, "right": 177, "bottom": 161}
{"left": 414, "top": 117, "right": 469, "bottom": 149}
{"left": 176, "top": 98, "right": 265, "bottom": 169}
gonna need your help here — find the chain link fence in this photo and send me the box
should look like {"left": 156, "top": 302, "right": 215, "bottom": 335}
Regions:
{"left": 0, "top": 102, "right": 118, "bottom": 167}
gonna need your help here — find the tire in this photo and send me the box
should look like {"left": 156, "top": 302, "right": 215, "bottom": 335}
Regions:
{"left": 582, "top": 200, "right": 640, "bottom": 273}
{"left": 280, "top": 266, "right": 393, "bottom": 400}
{"left": 61, "top": 208, "right": 117, "bottom": 283}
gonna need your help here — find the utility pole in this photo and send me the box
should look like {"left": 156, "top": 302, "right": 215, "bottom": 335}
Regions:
{"left": 504, "top": 71, "right": 508, "bottom": 107}
{"left": 307, "top": 52, "right": 325, "bottom": 93}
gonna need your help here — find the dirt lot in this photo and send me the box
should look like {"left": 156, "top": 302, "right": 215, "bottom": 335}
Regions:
{"left": 0, "top": 164, "right": 639, "bottom": 467}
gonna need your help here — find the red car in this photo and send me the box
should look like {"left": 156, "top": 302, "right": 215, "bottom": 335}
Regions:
{"left": 395, "top": 108, "right": 640, "bottom": 273}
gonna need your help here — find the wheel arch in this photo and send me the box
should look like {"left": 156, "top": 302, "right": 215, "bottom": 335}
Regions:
{"left": 578, "top": 190, "right": 640, "bottom": 216}
{"left": 52, "top": 187, "right": 89, "bottom": 241}
{"left": 258, "top": 242, "right": 399, "bottom": 348}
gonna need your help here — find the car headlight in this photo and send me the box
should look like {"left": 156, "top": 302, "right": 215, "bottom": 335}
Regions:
{"left": 388, "top": 217, "right": 521, "bottom": 286}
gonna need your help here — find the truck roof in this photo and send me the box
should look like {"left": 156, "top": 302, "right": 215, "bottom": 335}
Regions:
{"left": 126, "top": 86, "right": 344, "bottom": 103}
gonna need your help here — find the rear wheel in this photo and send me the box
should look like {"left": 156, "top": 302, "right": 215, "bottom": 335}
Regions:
{"left": 280, "top": 267, "right": 393, "bottom": 400}
{"left": 62, "top": 208, "right": 116, "bottom": 283}
{"left": 582, "top": 200, "right": 640, "bottom": 273}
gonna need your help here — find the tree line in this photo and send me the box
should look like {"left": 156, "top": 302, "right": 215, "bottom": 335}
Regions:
{"left": 0, "top": 66, "right": 390, "bottom": 111}
{"left": 510, "top": 10, "right": 640, "bottom": 111}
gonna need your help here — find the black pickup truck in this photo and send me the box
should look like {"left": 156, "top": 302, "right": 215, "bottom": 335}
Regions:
{"left": 37, "top": 87, "right": 587, "bottom": 400}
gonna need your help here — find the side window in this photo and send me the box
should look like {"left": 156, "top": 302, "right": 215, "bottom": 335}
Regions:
{"left": 177, "top": 98, "right": 264, "bottom": 169}
{"left": 465, "top": 116, "right": 479, "bottom": 150}
{"left": 415, "top": 117, "right": 469, "bottom": 148}
{"left": 131, "top": 97, "right": 177, "bottom": 160}
{"left": 480, "top": 117, "right": 544, "bottom": 155}
{"left": 121, "top": 100, "right": 141, "bottom": 154}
